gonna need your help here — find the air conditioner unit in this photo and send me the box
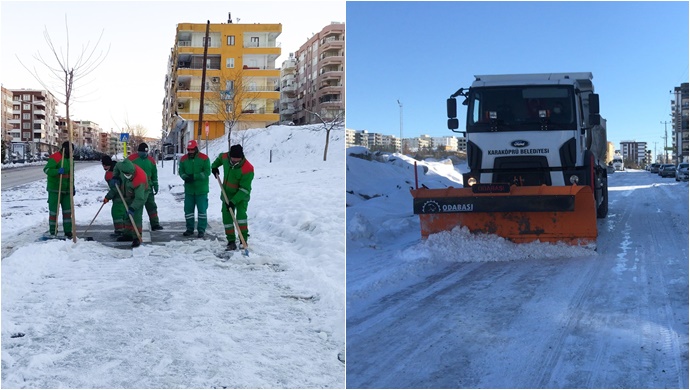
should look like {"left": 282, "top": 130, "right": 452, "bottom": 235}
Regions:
{"left": 211, "top": 77, "right": 220, "bottom": 83}
{"left": 177, "top": 103, "right": 184, "bottom": 109}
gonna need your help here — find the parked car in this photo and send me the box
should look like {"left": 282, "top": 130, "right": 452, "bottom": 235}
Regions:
{"left": 676, "top": 163, "right": 689, "bottom": 182}
{"left": 658, "top": 164, "right": 673, "bottom": 176}
{"left": 650, "top": 163, "right": 661, "bottom": 173}
{"left": 660, "top": 164, "right": 677, "bottom": 178}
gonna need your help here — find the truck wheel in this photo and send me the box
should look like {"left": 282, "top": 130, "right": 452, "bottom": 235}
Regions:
{"left": 596, "top": 173, "right": 608, "bottom": 218}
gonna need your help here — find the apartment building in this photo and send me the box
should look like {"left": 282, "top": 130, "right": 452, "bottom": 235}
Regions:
{"left": 279, "top": 53, "right": 298, "bottom": 124}
{"left": 292, "top": 22, "right": 344, "bottom": 125}
{"left": 162, "top": 15, "right": 282, "bottom": 150}
{"left": 671, "top": 83, "right": 688, "bottom": 162}
{"left": 620, "top": 140, "right": 648, "bottom": 165}
{"left": 9, "top": 89, "right": 59, "bottom": 156}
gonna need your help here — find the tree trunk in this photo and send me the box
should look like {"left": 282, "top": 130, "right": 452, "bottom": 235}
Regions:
{"left": 323, "top": 129, "right": 330, "bottom": 161}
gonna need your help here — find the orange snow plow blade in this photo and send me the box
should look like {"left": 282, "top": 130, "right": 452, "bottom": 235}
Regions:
{"left": 411, "top": 184, "right": 597, "bottom": 246}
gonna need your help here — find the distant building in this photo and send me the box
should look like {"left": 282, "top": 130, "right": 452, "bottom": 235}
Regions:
{"left": 671, "top": 82, "right": 688, "bottom": 162}
{"left": 620, "top": 140, "right": 648, "bottom": 166}
{"left": 9, "top": 89, "right": 59, "bottom": 156}
{"left": 292, "top": 22, "right": 345, "bottom": 125}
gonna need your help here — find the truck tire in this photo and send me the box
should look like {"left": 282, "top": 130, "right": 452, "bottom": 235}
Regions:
{"left": 596, "top": 172, "right": 608, "bottom": 218}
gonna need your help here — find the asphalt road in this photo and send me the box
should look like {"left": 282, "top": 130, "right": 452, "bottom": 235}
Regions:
{"left": 1, "top": 161, "right": 101, "bottom": 191}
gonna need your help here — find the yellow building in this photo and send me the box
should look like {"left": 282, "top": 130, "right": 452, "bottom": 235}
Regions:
{"left": 163, "top": 20, "right": 282, "bottom": 144}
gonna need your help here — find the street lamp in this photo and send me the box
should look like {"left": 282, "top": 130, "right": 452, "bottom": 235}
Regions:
{"left": 397, "top": 99, "right": 403, "bottom": 154}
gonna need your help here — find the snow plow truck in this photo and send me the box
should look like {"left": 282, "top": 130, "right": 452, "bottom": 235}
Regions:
{"left": 411, "top": 72, "right": 608, "bottom": 246}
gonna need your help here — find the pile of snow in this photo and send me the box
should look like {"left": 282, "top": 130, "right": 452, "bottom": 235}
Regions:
{"left": 1, "top": 124, "right": 345, "bottom": 388}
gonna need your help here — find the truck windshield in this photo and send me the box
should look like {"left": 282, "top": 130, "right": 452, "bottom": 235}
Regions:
{"left": 467, "top": 85, "right": 577, "bottom": 132}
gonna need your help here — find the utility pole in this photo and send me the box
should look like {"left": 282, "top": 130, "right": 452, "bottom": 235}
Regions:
{"left": 661, "top": 122, "right": 668, "bottom": 163}
{"left": 197, "top": 20, "right": 210, "bottom": 142}
{"left": 397, "top": 99, "right": 403, "bottom": 154}
{"left": 653, "top": 141, "right": 658, "bottom": 163}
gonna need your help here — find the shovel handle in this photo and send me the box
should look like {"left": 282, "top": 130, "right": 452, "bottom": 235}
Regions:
{"left": 82, "top": 201, "right": 106, "bottom": 237}
{"left": 215, "top": 175, "right": 249, "bottom": 252}
{"left": 115, "top": 185, "right": 143, "bottom": 243}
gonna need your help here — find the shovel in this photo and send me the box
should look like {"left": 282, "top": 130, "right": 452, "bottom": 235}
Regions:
{"left": 115, "top": 185, "right": 144, "bottom": 244}
{"left": 215, "top": 175, "right": 249, "bottom": 256}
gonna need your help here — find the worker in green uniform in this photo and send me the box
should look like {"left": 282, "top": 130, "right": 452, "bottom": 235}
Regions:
{"left": 127, "top": 142, "right": 163, "bottom": 230}
{"left": 178, "top": 140, "right": 210, "bottom": 238}
{"left": 105, "top": 159, "right": 148, "bottom": 248}
{"left": 43, "top": 141, "right": 74, "bottom": 237}
{"left": 211, "top": 144, "right": 254, "bottom": 251}
{"left": 101, "top": 155, "right": 126, "bottom": 236}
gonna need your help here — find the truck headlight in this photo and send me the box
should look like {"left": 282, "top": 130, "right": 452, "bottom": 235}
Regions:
{"left": 569, "top": 175, "right": 579, "bottom": 184}
{"left": 467, "top": 177, "right": 477, "bottom": 186}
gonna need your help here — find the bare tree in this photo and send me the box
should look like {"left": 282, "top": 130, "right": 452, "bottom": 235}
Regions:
{"left": 17, "top": 15, "right": 109, "bottom": 242}
{"left": 123, "top": 122, "right": 149, "bottom": 154}
{"left": 306, "top": 109, "right": 345, "bottom": 161}
{"left": 204, "top": 68, "right": 263, "bottom": 151}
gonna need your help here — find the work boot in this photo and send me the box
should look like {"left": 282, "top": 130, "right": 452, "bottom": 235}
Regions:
{"left": 197, "top": 232, "right": 205, "bottom": 239}
{"left": 110, "top": 231, "right": 122, "bottom": 237}
{"left": 65, "top": 232, "right": 73, "bottom": 239}
{"left": 182, "top": 230, "right": 194, "bottom": 237}
{"left": 226, "top": 241, "right": 237, "bottom": 251}
{"left": 151, "top": 224, "right": 164, "bottom": 231}
{"left": 117, "top": 235, "right": 133, "bottom": 242}
{"left": 132, "top": 238, "right": 141, "bottom": 248}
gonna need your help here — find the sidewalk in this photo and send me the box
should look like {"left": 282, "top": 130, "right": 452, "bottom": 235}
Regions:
{"left": 78, "top": 220, "right": 224, "bottom": 250}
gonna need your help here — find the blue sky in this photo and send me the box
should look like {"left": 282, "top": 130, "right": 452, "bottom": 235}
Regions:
{"left": 346, "top": 1, "right": 689, "bottom": 151}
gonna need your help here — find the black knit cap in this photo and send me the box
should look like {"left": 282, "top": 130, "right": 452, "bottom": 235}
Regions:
{"left": 138, "top": 142, "right": 149, "bottom": 152}
{"left": 101, "top": 155, "right": 112, "bottom": 165}
{"left": 229, "top": 144, "right": 244, "bottom": 158}
{"left": 61, "top": 141, "right": 73, "bottom": 157}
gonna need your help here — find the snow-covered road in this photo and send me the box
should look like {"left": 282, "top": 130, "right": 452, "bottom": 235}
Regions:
{"left": 346, "top": 156, "right": 688, "bottom": 388}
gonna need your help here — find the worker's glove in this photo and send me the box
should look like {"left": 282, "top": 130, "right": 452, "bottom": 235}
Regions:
{"left": 57, "top": 168, "right": 65, "bottom": 174}
{"left": 110, "top": 178, "right": 121, "bottom": 186}
{"left": 212, "top": 167, "right": 220, "bottom": 178}
{"left": 184, "top": 175, "right": 194, "bottom": 183}
{"left": 103, "top": 198, "right": 109, "bottom": 204}
{"left": 225, "top": 201, "right": 235, "bottom": 211}
{"left": 153, "top": 184, "right": 159, "bottom": 195}
{"left": 127, "top": 208, "right": 135, "bottom": 216}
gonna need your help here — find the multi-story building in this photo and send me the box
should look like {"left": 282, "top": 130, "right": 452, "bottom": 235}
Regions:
{"left": 56, "top": 116, "right": 79, "bottom": 145}
{"left": 279, "top": 53, "right": 298, "bottom": 124}
{"left": 671, "top": 82, "right": 688, "bottom": 162}
{"left": 346, "top": 128, "right": 357, "bottom": 148}
{"left": 162, "top": 16, "right": 282, "bottom": 151}
{"left": 2, "top": 86, "right": 13, "bottom": 142}
{"left": 293, "top": 22, "right": 344, "bottom": 125}
{"left": 406, "top": 135, "right": 433, "bottom": 153}
{"left": 9, "top": 89, "right": 59, "bottom": 157}
{"left": 620, "top": 140, "right": 648, "bottom": 166}
{"left": 431, "top": 136, "right": 459, "bottom": 152}
{"left": 76, "top": 120, "right": 102, "bottom": 150}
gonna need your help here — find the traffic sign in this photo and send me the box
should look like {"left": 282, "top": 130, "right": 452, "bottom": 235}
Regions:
{"left": 119, "top": 133, "right": 130, "bottom": 142}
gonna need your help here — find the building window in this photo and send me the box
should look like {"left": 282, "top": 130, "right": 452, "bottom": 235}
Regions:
{"left": 23, "top": 104, "right": 30, "bottom": 110}
{"left": 225, "top": 80, "right": 234, "bottom": 91}
{"left": 226, "top": 58, "right": 234, "bottom": 68}
{"left": 22, "top": 94, "right": 30, "bottom": 101}
{"left": 22, "top": 122, "right": 30, "bottom": 129}
{"left": 22, "top": 113, "right": 30, "bottom": 120}
{"left": 250, "top": 37, "right": 259, "bottom": 47}
{"left": 227, "top": 35, "right": 235, "bottom": 46}
{"left": 203, "top": 37, "right": 211, "bottom": 47}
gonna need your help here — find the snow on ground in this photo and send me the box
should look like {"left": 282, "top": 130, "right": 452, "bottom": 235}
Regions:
{"left": 1, "top": 125, "right": 345, "bottom": 388}
{"left": 346, "top": 148, "right": 688, "bottom": 388}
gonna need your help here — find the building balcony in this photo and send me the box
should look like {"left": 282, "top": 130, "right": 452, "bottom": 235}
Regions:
{"left": 319, "top": 55, "right": 344, "bottom": 67}
{"left": 281, "top": 84, "right": 297, "bottom": 93}
{"left": 321, "top": 39, "right": 344, "bottom": 51}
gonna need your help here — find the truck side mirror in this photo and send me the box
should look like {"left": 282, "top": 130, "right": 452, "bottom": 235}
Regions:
{"left": 589, "top": 113, "right": 601, "bottom": 126}
{"left": 448, "top": 118, "right": 459, "bottom": 130}
{"left": 447, "top": 98, "right": 457, "bottom": 119}
{"left": 589, "top": 93, "right": 600, "bottom": 114}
